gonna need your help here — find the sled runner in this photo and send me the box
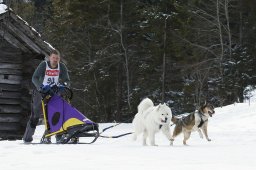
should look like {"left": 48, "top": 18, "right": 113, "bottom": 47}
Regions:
{"left": 40, "top": 84, "right": 99, "bottom": 144}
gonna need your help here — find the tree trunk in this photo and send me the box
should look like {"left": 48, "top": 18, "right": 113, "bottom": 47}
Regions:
{"left": 161, "top": 16, "right": 168, "bottom": 103}
{"left": 115, "top": 63, "right": 123, "bottom": 121}
{"left": 224, "top": 0, "right": 232, "bottom": 58}
{"left": 239, "top": 3, "right": 243, "bottom": 45}
{"left": 120, "top": 0, "right": 131, "bottom": 111}
{"left": 216, "top": 0, "right": 224, "bottom": 62}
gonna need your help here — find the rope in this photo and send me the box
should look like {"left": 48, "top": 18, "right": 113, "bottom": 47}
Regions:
{"left": 97, "top": 117, "right": 134, "bottom": 138}
{"left": 99, "top": 122, "right": 123, "bottom": 134}
{"left": 99, "top": 132, "right": 133, "bottom": 138}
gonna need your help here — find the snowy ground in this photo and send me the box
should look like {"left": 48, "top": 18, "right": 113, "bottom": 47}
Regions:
{"left": 1, "top": 102, "right": 256, "bottom": 170}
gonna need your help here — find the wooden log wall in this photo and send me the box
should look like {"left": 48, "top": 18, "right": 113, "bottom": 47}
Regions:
{"left": 0, "top": 40, "right": 32, "bottom": 139}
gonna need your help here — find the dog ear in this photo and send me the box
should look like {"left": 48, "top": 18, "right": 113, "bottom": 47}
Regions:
{"left": 200, "top": 102, "right": 210, "bottom": 113}
{"left": 203, "top": 101, "right": 209, "bottom": 108}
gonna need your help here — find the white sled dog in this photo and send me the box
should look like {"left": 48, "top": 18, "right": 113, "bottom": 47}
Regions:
{"left": 132, "top": 98, "right": 172, "bottom": 146}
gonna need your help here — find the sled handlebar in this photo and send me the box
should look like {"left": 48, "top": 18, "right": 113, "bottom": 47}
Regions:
{"left": 40, "top": 84, "right": 73, "bottom": 101}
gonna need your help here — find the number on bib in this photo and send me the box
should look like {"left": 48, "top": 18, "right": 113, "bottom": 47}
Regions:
{"left": 47, "top": 77, "right": 55, "bottom": 84}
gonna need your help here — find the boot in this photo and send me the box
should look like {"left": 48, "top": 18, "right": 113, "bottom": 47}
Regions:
{"left": 70, "top": 137, "right": 79, "bottom": 144}
{"left": 56, "top": 134, "right": 69, "bottom": 144}
{"left": 55, "top": 134, "right": 63, "bottom": 143}
{"left": 23, "top": 122, "right": 36, "bottom": 143}
{"left": 40, "top": 130, "right": 52, "bottom": 144}
{"left": 40, "top": 137, "right": 52, "bottom": 144}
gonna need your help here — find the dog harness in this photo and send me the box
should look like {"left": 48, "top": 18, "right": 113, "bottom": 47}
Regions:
{"left": 198, "top": 111, "right": 208, "bottom": 128}
{"left": 42, "top": 61, "right": 60, "bottom": 85}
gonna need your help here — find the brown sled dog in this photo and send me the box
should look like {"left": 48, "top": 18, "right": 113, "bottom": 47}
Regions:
{"left": 170, "top": 103, "right": 215, "bottom": 145}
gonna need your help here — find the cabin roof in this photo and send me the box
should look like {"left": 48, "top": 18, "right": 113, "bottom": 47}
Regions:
{"left": 0, "top": 3, "right": 54, "bottom": 57}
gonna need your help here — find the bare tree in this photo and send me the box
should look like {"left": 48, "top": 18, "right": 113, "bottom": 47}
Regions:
{"left": 224, "top": 0, "right": 232, "bottom": 58}
{"left": 161, "top": 15, "right": 169, "bottom": 102}
{"left": 120, "top": 0, "right": 131, "bottom": 111}
{"left": 216, "top": 0, "right": 224, "bottom": 62}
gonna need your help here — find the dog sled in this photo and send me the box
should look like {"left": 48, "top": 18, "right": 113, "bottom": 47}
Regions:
{"left": 39, "top": 84, "right": 99, "bottom": 144}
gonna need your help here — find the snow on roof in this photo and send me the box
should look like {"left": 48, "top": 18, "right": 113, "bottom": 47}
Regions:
{"left": 0, "top": 4, "right": 42, "bottom": 38}
{"left": 0, "top": 4, "right": 7, "bottom": 14}
{"left": 0, "top": 3, "right": 55, "bottom": 54}
{"left": 15, "top": 14, "right": 42, "bottom": 37}
{"left": 44, "top": 41, "right": 55, "bottom": 50}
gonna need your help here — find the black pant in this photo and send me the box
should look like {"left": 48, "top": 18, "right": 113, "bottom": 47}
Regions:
{"left": 23, "top": 89, "right": 42, "bottom": 142}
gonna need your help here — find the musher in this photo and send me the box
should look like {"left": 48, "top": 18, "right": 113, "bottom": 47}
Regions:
{"left": 23, "top": 49, "right": 70, "bottom": 143}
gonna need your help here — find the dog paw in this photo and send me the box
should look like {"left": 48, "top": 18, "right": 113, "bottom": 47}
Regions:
{"left": 198, "top": 132, "right": 203, "bottom": 139}
{"left": 207, "top": 138, "right": 211, "bottom": 141}
{"left": 183, "top": 143, "right": 189, "bottom": 146}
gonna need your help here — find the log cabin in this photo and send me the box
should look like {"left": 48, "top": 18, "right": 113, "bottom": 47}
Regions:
{"left": 0, "top": 3, "right": 55, "bottom": 140}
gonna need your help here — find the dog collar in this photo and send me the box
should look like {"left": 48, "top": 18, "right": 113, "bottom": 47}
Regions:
{"left": 199, "top": 110, "right": 208, "bottom": 118}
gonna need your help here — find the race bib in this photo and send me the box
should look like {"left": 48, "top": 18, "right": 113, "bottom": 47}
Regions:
{"left": 42, "top": 61, "right": 60, "bottom": 85}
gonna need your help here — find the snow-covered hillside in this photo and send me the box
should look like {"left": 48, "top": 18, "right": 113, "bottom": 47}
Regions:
{"left": 0, "top": 102, "right": 256, "bottom": 170}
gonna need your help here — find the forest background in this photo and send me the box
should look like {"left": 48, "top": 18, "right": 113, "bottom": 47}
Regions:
{"left": 4, "top": 0, "right": 256, "bottom": 122}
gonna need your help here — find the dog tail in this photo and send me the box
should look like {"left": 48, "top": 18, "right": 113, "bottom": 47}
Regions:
{"left": 138, "top": 98, "right": 154, "bottom": 114}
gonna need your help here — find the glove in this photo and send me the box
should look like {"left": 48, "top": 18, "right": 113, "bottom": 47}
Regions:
{"left": 58, "top": 84, "right": 66, "bottom": 92}
{"left": 40, "top": 84, "right": 51, "bottom": 93}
